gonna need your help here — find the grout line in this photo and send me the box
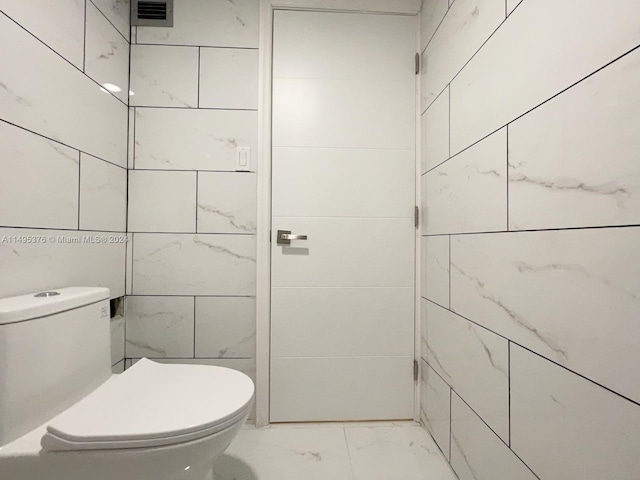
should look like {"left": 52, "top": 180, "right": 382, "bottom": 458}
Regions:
{"left": 508, "top": 340, "right": 511, "bottom": 447}
{"left": 123, "top": 295, "right": 127, "bottom": 359}
{"left": 77, "top": 152, "right": 82, "bottom": 230}
{"left": 195, "top": 171, "right": 199, "bottom": 233}
{"left": 125, "top": 230, "right": 257, "bottom": 235}
{"left": 192, "top": 296, "right": 196, "bottom": 358}
{"left": 134, "top": 42, "right": 259, "bottom": 50}
{"left": 421, "top": 15, "right": 506, "bottom": 115}
{"left": 342, "top": 425, "right": 356, "bottom": 480}
{"left": 421, "top": 223, "right": 640, "bottom": 237}
{"left": 130, "top": 233, "right": 134, "bottom": 293}
{"left": 88, "top": 0, "right": 129, "bottom": 43}
{"left": 506, "top": 124, "right": 510, "bottom": 231}
{"left": 423, "top": 298, "right": 640, "bottom": 409}
{"left": 132, "top": 107, "right": 137, "bottom": 169}
{"left": 449, "top": 386, "right": 452, "bottom": 461}
{"left": 129, "top": 167, "right": 257, "bottom": 173}
{"left": 197, "top": 47, "right": 201, "bottom": 108}
{"left": 132, "top": 105, "right": 259, "bottom": 111}
{"left": 448, "top": 84, "right": 451, "bottom": 159}
{"left": 126, "top": 294, "right": 257, "bottom": 298}
{"left": 1, "top": 225, "right": 129, "bottom": 234}
{"left": 427, "top": 42, "right": 640, "bottom": 161}
{"left": 450, "top": 389, "right": 542, "bottom": 480}
{"left": 0, "top": 119, "right": 127, "bottom": 171}
{"left": 0, "top": 12, "right": 127, "bottom": 106}
{"left": 82, "top": 0, "right": 87, "bottom": 72}
{"left": 421, "top": 2, "right": 451, "bottom": 56}
{"left": 448, "top": 235, "right": 452, "bottom": 309}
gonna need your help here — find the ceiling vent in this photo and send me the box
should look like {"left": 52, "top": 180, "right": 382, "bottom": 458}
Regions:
{"left": 131, "top": 0, "right": 173, "bottom": 27}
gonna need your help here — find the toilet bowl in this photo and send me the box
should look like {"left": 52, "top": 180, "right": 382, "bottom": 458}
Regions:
{"left": 0, "top": 288, "right": 254, "bottom": 480}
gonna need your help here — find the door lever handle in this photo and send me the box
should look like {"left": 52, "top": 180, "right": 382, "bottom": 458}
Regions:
{"left": 277, "top": 230, "right": 308, "bottom": 245}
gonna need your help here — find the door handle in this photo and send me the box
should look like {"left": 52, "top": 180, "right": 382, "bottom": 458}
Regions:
{"left": 277, "top": 230, "right": 308, "bottom": 245}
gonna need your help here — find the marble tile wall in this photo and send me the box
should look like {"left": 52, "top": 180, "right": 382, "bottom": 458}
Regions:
{"left": 0, "top": 0, "right": 130, "bottom": 371}
{"left": 418, "top": 0, "right": 640, "bottom": 478}
{"left": 126, "top": 0, "right": 259, "bottom": 396}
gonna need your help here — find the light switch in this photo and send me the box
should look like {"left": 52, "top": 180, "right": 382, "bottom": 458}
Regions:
{"left": 236, "top": 147, "right": 251, "bottom": 172}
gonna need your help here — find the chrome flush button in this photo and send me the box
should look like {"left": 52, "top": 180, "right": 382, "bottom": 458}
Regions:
{"left": 34, "top": 291, "right": 61, "bottom": 298}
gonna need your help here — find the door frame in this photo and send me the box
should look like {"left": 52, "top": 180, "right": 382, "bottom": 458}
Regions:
{"left": 255, "top": 0, "right": 422, "bottom": 428}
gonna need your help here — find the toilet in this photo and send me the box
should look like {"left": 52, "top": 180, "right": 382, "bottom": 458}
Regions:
{"left": 0, "top": 287, "right": 254, "bottom": 480}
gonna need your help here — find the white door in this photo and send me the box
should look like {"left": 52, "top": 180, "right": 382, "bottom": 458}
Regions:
{"left": 270, "top": 10, "right": 416, "bottom": 422}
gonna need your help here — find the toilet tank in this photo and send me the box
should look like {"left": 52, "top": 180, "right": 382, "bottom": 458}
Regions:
{"left": 0, "top": 287, "right": 112, "bottom": 447}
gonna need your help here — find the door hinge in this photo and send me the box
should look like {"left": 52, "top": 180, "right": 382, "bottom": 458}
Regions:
{"left": 413, "top": 359, "right": 419, "bottom": 382}
{"left": 415, "top": 53, "right": 420, "bottom": 75}
{"left": 414, "top": 206, "right": 420, "bottom": 228}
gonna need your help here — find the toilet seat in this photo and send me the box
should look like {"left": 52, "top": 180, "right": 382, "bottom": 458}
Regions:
{"left": 40, "top": 359, "right": 254, "bottom": 451}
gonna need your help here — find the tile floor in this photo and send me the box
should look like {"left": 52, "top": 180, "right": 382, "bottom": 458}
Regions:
{"left": 212, "top": 422, "right": 457, "bottom": 480}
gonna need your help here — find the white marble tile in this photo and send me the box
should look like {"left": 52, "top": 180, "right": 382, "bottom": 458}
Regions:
{"left": 111, "top": 360, "right": 125, "bottom": 373}
{"left": 125, "top": 296, "right": 195, "bottom": 358}
{"left": 195, "top": 296, "right": 255, "bottom": 358}
{"left": 197, "top": 172, "right": 256, "bottom": 234}
{"left": 273, "top": 78, "right": 415, "bottom": 149}
{"left": 0, "top": 121, "right": 79, "bottom": 229}
{"left": 85, "top": 2, "right": 130, "bottom": 104}
{"left": 420, "top": 0, "right": 449, "bottom": 51}
{"left": 128, "top": 170, "right": 197, "bottom": 232}
{"left": 125, "top": 232, "right": 133, "bottom": 295}
{"left": 134, "top": 108, "right": 258, "bottom": 171}
{"left": 511, "top": 345, "right": 640, "bottom": 480}
{"left": 0, "top": 0, "right": 85, "bottom": 68}
{"left": 110, "top": 314, "right": 125, "bottom": 365}
{"left": 130, "top": 45, "right": 198, "bottom": 107}
{"left": 0, "top": 14, "right": 128, "bottom": 166}
{"left": 273, "top": 10, "right": 416, "bottom": 81}
{"left": 271, "top": 218, "right": 414, "bottom": 288}
{"left": 508, "top": 48, "right": 640, "bottom": 230}
{"left": 271, "top": 287, "right": 414, "bottom": 357}
{"left": 422, "top": 236, "right": 449, "bottom": 307}
{"left": 272, "top": 147, "right": 415, "bottom": 218}
{"left": 450, "top": 0, "right": 640, "bottom": 153}
{"left": 79, "top": 153, "right": 127, "bottom": 232}
{"left": 423, "top": 300, "right": 509, "bottom": 442}
{"left": 91, "top": 0, "right": 130, "bottom": 41}
{"left": 132, "top": 233, "right": 256, "bottom": 296}
{"left": 0, "top": 228, "right": 125, "bottom": 298}
{"left": 137, "top": 0, "right": 259, "bottom": 48}
{"left": 213, "top": 426, "right": 352, "bottom": 480}
{"left": 424, "top": 128, "right": 507, "bottom": 235}
{"left": 422, "top": 86, "right": 449, "bottom": 172}
{"left": 271, "top": 356, "right": 414, "bottom": 422}
{"left": 199, "top": 48, "right": 258, "bottom": 110}
{"left": 450, "top": 226, "right": 640, "bottom": 403}
{"left": 346, "top": 426, "right": 456, "bottom": 480}
{"left": 421, "top": 360, "right": 451, "bottom": 460}
{"left": 421, "top": 0, "right": 504, "bottom": 110}
{"left": 127, "top": 107, "right": 135, "bottom": 169}
{"left": 450, "top": 392, "right": 537, "bottom": 480}
{"left": 506, "top": 0, "right": 522, "bottom": 16}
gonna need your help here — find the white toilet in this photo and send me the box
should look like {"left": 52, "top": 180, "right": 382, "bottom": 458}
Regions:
{"left": 0, "top": 287, "right": 254, "bottom": 480}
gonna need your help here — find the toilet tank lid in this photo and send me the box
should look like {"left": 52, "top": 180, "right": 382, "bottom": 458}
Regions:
{"left": 0, "top": 287, "right": 110, "bottom": 325}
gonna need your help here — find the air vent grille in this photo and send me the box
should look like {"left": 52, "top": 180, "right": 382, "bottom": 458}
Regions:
{"left": 138, "top": 2, "right": 167, "bottom": 20}
{"left": 131, "top": 0, "right": 173, "bottom": 27}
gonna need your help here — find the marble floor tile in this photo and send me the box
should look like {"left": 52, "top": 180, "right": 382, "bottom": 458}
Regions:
{"left": 345, "top": 426, "right": 456, "bottom": 480}
{"left": 213, "top": 424, "right": 457, "bottom": 480}
{"left": 213, "top": 426, "right": 352, "bottom": 480}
